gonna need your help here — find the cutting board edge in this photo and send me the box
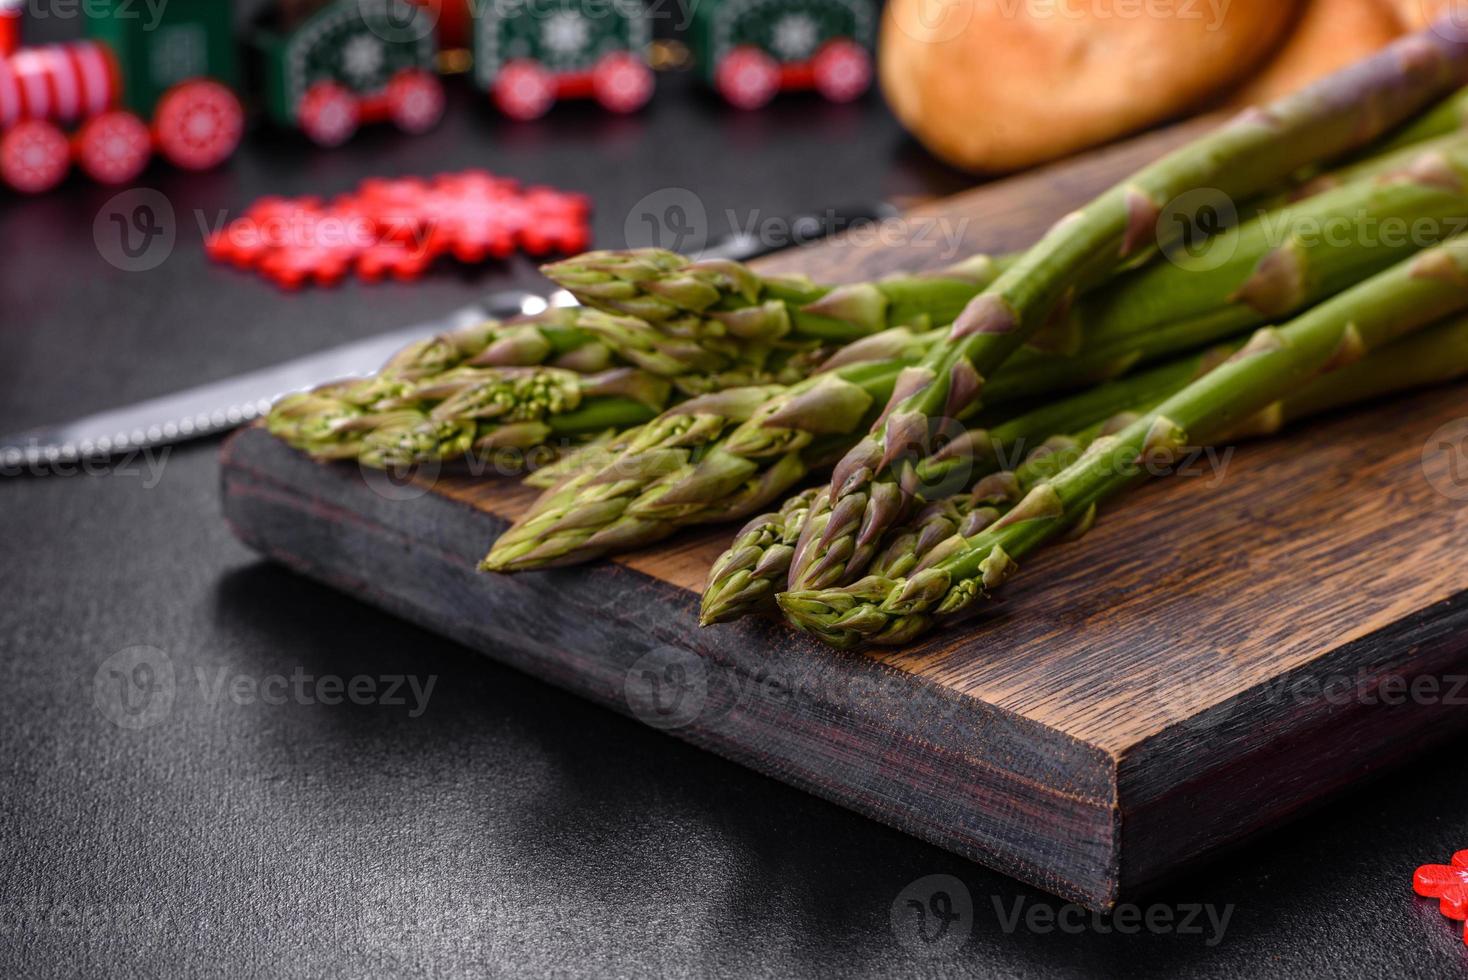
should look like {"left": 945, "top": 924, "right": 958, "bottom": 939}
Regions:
{"left": 1112, "top": 590, "right": 1468, "bottom": 892}
{"left": 221, "top": 426, "right": 1141, "bottom": 908}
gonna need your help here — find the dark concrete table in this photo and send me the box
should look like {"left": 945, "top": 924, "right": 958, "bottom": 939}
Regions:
{"left": 2, "top": 57, "right": 1465, "bottom": 979}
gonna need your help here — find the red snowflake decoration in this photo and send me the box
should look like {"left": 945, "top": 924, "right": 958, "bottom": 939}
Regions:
{"left": 205, "top": 170, "right": 592, "bottom": 289}
{"left": 1414, "top": 850, "right": 1468, "bottom": 945}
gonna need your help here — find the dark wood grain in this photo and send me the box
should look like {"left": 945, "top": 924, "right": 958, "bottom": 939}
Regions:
{"left": 220, "top": 118, "right": 1468, "bottom": 909}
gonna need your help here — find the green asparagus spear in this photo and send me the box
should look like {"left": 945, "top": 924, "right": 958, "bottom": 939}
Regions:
{"left": 699, "top": 352, "right": 1199, "bottom": 626}
{"left": 1371, "top": 83, "right": 1468, "bottom": 155}
{"left": 699, "top": 487, "right": 824, "bottom": 626}
{"left": 787, "top": 141, "right": 1468, "bottom": 587}
{"left": 478, "top": 365, "right": 899, "bottom": 571}
{"left": 804, "top": 33, "right": 1468, "bottom": 593}
{"left": 269, "top": 365, "right": 671, "bottom": 469}
{"left": 872, "top": 309, "right": 1468, "bottom": 604}
{"left": 543, "top": 250, "right": 1010, "bottom": 350}
{"left": 381, "top": 309, "right": 615, "bottom": 378}
{"left": 778, "top": 236, "right": 1468, "bottom": 648}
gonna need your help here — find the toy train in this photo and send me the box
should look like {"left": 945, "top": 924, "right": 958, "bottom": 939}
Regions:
{"left": 0, "top": 0, "right": 243, "bottom": 193}
{"left": 691, "top": 0, "right": 876, "bottom": 110}
{"left": 0, "top": 0, "right": 875, "bottom": 192}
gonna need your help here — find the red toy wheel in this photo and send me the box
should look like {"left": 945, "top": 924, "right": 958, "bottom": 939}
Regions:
{"left": 716, "top": 47, "right": 780, "bottom": 110}
{"left": 387, "top": 69, "right": 446, "bottom": 135}
{"left": 298, "top": 82, "right": 360, "bottom": 148}
{"left": 75, "top": 111, "right": 152, "bottom": 185}
{"left": 591, "top": 52, "right": 653, "bottom": 114}
{"left": 153, "top": 80, "right": 244, "bottom": 171}
{"left": 812, "top": 39, "right": 872, "bottom": 103}
{"left": 494, "top": 60, "right": 555, "bottom": 121}
{"left": 1, "top": 120, "right": 71, "bottom": 194}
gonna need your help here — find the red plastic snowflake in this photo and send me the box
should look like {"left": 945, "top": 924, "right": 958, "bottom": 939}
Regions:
{"left": 1414, "top": 850, "right": 1468, "bottom": 945}
{"left": 205, "top": 170, "right": 592, "bottom": 289}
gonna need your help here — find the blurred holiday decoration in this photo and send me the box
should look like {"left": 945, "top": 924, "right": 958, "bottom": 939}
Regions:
{"left": 0, "top": 0, "right": 243, "bottom": 193}
{"left": 690, "top": 0, "right": 876, "bottom": 110}
{"left": 1414, "top": 851, "right": 1468, "bottom": 946}
{"left": 254, "top": 0, "right": 445, "bottom": 147}
{"left": 470, "top": 0, "right": 654, "bottom": 119}
{"left": 205, "top": 169, "right": 592, "bottom": 289}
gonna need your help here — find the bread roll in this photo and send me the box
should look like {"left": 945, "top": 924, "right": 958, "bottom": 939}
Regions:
{"left": 1380, "top": 0, "right": 1461, "bottom": 29}
{"left": 880, "top": 0, "right": 1300, "bottom": 172}
{"left": 1230, "top": 0, "right": 1404, "bottom": 104}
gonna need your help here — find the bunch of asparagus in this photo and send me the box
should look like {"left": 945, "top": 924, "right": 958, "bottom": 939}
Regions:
{"left": 779, "top": 240, "right": 1468, "bottom": 646}
{"left": 263, "top": 18, "right": 1468, "bottom": 654}
{"left": 483, "top": 129, "right": 1468, "bottom": 570}
{"left": 266, "top": 258, "right": 1009, "bottom": 470}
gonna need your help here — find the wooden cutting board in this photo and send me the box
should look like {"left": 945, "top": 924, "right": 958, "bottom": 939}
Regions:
{"left": 221, "top": 122, "right": 1468, "bottom": 910}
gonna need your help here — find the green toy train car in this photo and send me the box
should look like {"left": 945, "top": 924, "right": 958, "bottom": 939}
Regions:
{"left": 690, "top": 0, "right": 876, "bottom": 109}
{"left": 255, "top": 0, "right": 445, "bottom": 147}
{"left": 470, "top": 0, "right": 653, "bottom": 120}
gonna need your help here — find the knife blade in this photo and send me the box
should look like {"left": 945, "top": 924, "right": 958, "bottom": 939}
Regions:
{"left": 2, "top": 203, "right": 895, "bottom": 473}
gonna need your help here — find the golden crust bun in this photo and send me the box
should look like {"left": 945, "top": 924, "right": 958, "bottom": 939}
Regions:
{"left": 1380, "top": 0, "right": 1462, "bottom": 29}
{"left": 1230, "top": 0, "right": 1405, "bottom": 105}
{"left": 880, "top": 0, "right": 1301, "bottom": 172}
